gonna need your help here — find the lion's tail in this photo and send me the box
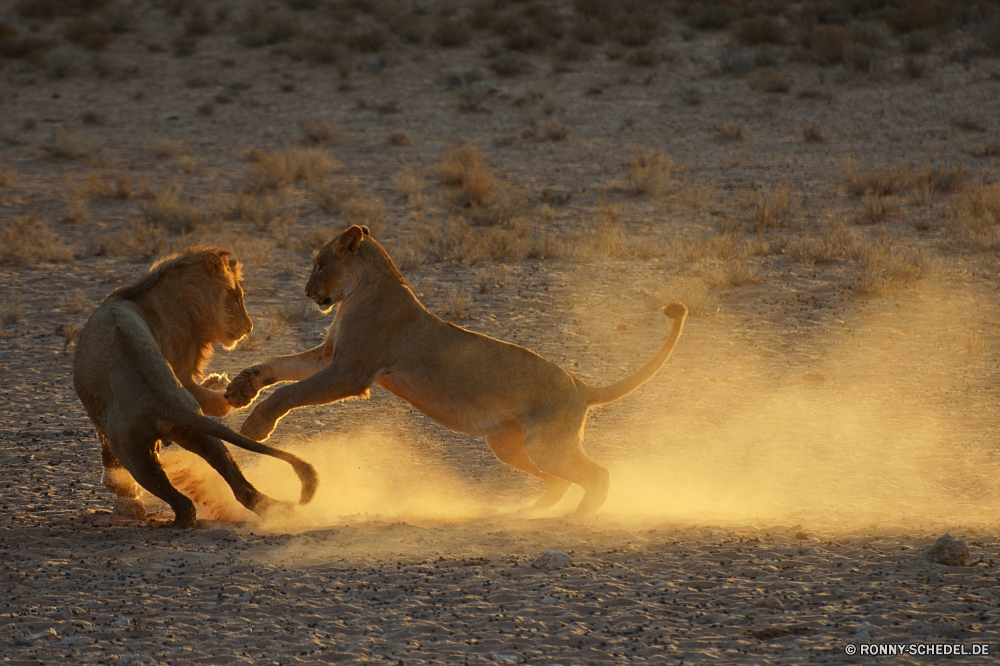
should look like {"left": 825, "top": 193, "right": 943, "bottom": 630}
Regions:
{"left": 584, "top": 302, "right": 688, "bottom": 407}
{"left": 169, "top": 409, "right": 318, "bottom": 505}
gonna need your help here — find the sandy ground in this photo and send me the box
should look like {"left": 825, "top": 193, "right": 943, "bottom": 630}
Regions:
{"left": 3, "top": 1, "right": 1000, "bottom": 664}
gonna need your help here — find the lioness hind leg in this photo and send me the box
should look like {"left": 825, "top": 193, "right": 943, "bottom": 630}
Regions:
{"left": 170, "top": 428, "right": 282, "bottom": 518}
{"left": 113, "top": 435, "right": 197, "bottom": 528}
{"left": 523, "top": 423, "right": 610, "bottom": 518}
{"left": 100, "top": 437, "right": 142, "bottom": 499}
{"left": 486, "top": 424, "right": 573, "bottom": 512}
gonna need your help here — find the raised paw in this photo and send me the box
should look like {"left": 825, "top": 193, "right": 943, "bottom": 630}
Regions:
{"left": 201, "top": 373, "right": 230, "bottom": 390}
{"left": 225, "top": 366, "right": 266, "bottom": 408}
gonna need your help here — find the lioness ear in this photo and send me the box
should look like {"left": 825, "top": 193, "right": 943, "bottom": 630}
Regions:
{"left": 205, "top": 251, "right": 227, "bottom": 277}
{"left": 360, "top": 226, "right": 370, "bottom": 236}
{"left": 337, "top": 225, "right": 365, "bottom": 253}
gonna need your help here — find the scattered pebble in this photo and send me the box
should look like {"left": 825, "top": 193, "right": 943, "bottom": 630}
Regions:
{"left": 532, "top": 550, "right": 572, "bottom": 569}
{"left": 758, "top": 595, "right": 784, "bottom": 611}
{"left": 19, "top": 628, "right": 57, "bottom": 644}
{"left": 922, "top": 535, "right": 971, "bottom": 567}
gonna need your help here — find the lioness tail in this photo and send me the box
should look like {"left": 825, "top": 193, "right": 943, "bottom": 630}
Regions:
{"left": 171, "top": 409, "right": 318, "bottom": 505}
{"left": 584, "top": 302, "right": 688, "bottom": 407}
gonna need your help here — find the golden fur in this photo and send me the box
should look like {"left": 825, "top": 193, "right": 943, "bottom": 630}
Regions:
{"left": 73, "top": 248, "right": 318, "bottom": 527}
{"left": 226, "top": 227, "right": 687, "bottom": 516}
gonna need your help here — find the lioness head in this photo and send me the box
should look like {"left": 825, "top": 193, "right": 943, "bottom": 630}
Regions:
{"left": 206, "top": 251, "right": 253, "bottom": 350}
{"left": 305, "top": 225, "right": 369, "bottom": 312}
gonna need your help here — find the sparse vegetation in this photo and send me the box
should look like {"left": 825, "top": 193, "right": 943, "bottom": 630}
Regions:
{"left": 714, "top": 123, "right": 748, "bottom": 142}
{"left": 857, "top": 194, "right": 903, "bottom": 224}
{"left": 149, "top": 139, "right": 187, "bottom": 158}
{"left": 301, "top": 118, "right": 343, "bottom": 144}
{"left": 842, "top": 157, "right": 909, "bottom": 197}
{"left": 788, "top": 221, "right": 859, "bottom": 267}
{"left": 802, "top": 121, "right": 830, "bottom": 142}
{"left": 737, "top": 185, "right": 797, "bottom": 231}
{"left": 43, "top": 127, "right": 98, "bottom": 159}
{"left": 0, "top": 213, "right": 75, "bottom": 265}
{"left": 388, "top": 130, "right": 413, "bottom": 146}
{"left": 947, "top": 183, "right": 1000, "bottom": 250}
{"left": 141, "top": 184, "right": 206, "bottom": 234}
{"left": 849, "top": 235, "right": 933, "bottom": 295}
{"left": 247, "top": 147, "right": 340, "bottom": 190}
{"left": 624, "top": 148, "right": 672, "bottom": 195}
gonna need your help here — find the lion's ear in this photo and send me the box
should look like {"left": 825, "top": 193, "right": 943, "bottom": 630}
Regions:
{"left": 205, "top": 251, "right": 227, "bottom": 277}
{"left": 337, "top": 226, "right": 365, "bottom": 253}
{"left": 360, "top": 226, "right": 370, "bottom": 236}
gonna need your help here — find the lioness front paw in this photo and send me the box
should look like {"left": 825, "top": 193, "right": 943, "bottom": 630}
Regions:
{"left": 225, "top": 366, "right": 266, "bottom": 408}
{"left": 240, "top": 408, "right": 277, "bottom": 442}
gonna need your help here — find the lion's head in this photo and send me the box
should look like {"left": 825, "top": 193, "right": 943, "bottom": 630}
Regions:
{"left": 112, "top": 247, "right": 253, "bottom": 353}
{"left": 305, "top": 225, "right": 372, "bottom": 312}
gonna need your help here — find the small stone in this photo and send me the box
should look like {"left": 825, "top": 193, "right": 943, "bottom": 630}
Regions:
{"left": 491, "top": 654, "right": 519, "bottom": 663}
{"left": 922, "top": 535, "right": 971, "bottom": 567}
{"left": 19, "top": 628, "right": 57, "bottom": 644}
{"left": 532, "top": 550, "right": 572, "bottom": 569}
{"left": 802, "top": 373, "right": 825, "bottom": 382}
{"left": 758, "top": 595, "right": 784, "bottom": 611}
{"left": 854, "top": 620, "right": 878, "bottom": 642}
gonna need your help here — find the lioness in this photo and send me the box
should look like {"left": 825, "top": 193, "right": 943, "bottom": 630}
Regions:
{"left": 225, "top": 226, "right": 687, "bottom": 516}
{"left": 73, "top": 248, "right": 318, "bottom": 528}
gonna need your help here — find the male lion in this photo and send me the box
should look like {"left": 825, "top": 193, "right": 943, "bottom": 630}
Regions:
{"left": 225, "top": 226, "right": 687, "bottom": 516}
{"left": 73, "top": 248, "right": 318, "bottom": 528}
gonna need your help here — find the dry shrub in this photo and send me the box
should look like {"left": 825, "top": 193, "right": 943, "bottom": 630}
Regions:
{"left": 842, "top": 157, "right": 908, "bottom": 196}
{"left": 241, "top": 6, "right": 297, "bottom": 47}
{"left": 114, "top": 220, "right": 167, "bottom": 259}
{"left": 315, "top": 183, "right": 358, "bottom": 215}
{"left": 79, "top": 170, "right": 132, "bottom": 199}
{"left": 849, "top": 236, "right": 933, "bottom": 295}
{"left": 736, "top": 16, "right": 788, "bottom": 45}
{"left": 739, "top": 185, "right": 797, "bottom": 231}
{"left": 802, "top": 121, "right": 830, "bottom": 142}
{"left": 344, "top": 195, "right": 387, "bottom": 238}
{"left": 440, "top": 285, "right": 472, "bottom": 320}
{"left": 0, "top": 214, "right": 75, "bottom": 265}
{"left": 301, "top": 118, "right": 343, "bottom": 144}
{"left": 64, "top": 197, "right": 88, "bottom": 225}
{"left": 434, "top": 18, "right": 472, "bottom": 47}
{"left": 659, "top": 277, "right": 715, "bottom": 316}
{"left": 149, "top": 138, "right": 187, "bottom": 158}
{"left": 435, "top": 144, "right": 492, "bottom": 190}
{"left": 857, "top": 194, "right": 903, "bottom": 224}
{"left": 676, "top": 179, "right": 715, "bottom": 210}
{"left": 963, "top": 330, "right": 986, "bottom": 355}
{"left": 393, "top": 171, "right": 425, "bottom": 202}
{"left": 714, "top": 123, "right": 748, "bottom": 142}
{"left": 63, "top": 288, "right": 90, "bottom": 314}
{"left": 1, "top": 292, "right": 24, "bottom": 327}
{"left": 141, "top": 184, "right": 206, "bottom": 234}
{"left": 748, "top": 68, "right": 790, "bottom": 93}
{"left": 698, "top": 256, "right": 763, "bottom": 288}
{"left": 946, "top": 183, "right": 1000, "bottom": 250}
{"left": 248, "top": 147, "right": 340, "bottom": 190}
{"left": 624, "top": 148, "right": 672, "bottom": 195}
{"left": 951, "top": 110, "right": 988, "bottom": 132}
{"left": 904, "top": 56, "right": 927, "bottom": 78}
{"left": 227, "top": 191, "right": 291, "bottom": 232}
{"left": 0, "top": 168, "right": 19, "bottom": 189}
{"left": 272, "top": 301, "right": 320, "bottom": 325}
{"left": 807, "top": 24, "right": 845, "bottom": 65}
{"left": 43, "top": 127, "right": 98, "bottom": 158}
{"left": 388, "top": 130, "right": 413, "bottom": 146}
{"left": 65, "top": 18, "right": 112, "bottom": 50}
{"left": 913, "top": 162, "right": 966, "bottom": 193}
{"left": 787, "top": 220, "right": 858, "bottom": 267}
{"left": 489, "top": 52, "right": 533, "bottom": 76}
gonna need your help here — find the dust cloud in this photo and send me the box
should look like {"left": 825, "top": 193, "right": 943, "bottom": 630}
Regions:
{"left": 158, "top": 283, "right": 998, "bottom": 536}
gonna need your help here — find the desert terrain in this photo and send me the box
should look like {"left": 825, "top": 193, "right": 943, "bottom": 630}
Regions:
{"left": 2, "top": 0, "right": 1000, "bottom": 664}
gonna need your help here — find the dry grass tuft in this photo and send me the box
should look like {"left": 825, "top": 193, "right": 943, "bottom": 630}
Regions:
{"left": 393, "top": 171, "right": 425, "bottom": 202}
{"left": 1, "top": 292, "right": 24, "bottom": 329}
{"left": 148, "top": 138, "right": 187, "bottom": 158}
{"left": 388, "top": 130, "right": 413, "bottom": 146}
{"left": 698, "top": 257, "right": 763, "bottom": 288}
{"left": 300, "top": 118, "right": 343, "bottom": 144}
{"left": 801, "top": 121, "right": 830, "bottom": 142}
{"left": 141, "top": 184, "right": 206, "bottom": 234}
{"left": 43, "top": 127, "right": 98, "bottom": 158}
{"left": 624, "top": 148, "right": 672, "bottom": 195}
{"left": 849, "top": 235, "right": 933, "bottom": 295}
{"left": 951, "top": 110, "right": 988, "bottom": 132}
{"left": 714, "top": 123, "right": 748, "bottom": 142}
{"left": 440, "top": 285, "right": 473, "bottom": 320}
{"left": 946, "top": 183, "right": 1000, "bottom": 250}
{"left": 857, "top": 194, "right": 904, "bottom": 224}
{"left": 227, "top": 191, "right": 291, "bottom": 232}
{"left": 79, "top": 169, "right": 132, "bottom": 199}
{"left": 738, "top": 185, "right": 797, "bottom": 231}
{"left": 748, "top": 68, "right": 791, "bottom": 93}
{"left": 248, "top": 147, "right": 340, "bottom": 190}
{"left": 787, "top": 220, "right": 859, "bottom": 267}
{"left": 659, "top": 277, "right": 715, "bottom": 316}
{"left": 0, "top": 213, "right": 75, "bottom": 265}
{"left": 842, "top": 157, "right": 909, "bottom": 196}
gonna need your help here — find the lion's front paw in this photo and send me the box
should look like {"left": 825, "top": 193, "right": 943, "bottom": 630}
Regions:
{"left": 225, "top": 366, "right": 265, "bottom": 408}
{"left": 240, "top": 408, "right": 277, "bottom": 442}
{"left": 201, "top": 373, "right": 230, "bottom": 391}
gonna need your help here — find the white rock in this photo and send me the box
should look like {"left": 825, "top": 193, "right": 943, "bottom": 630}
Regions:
{"left": 491, "top": 654, "right": 519, "bottom": 663}
{"left": 532, "top": 550, "right": 572, "bottom": 569}
{"left": 19, "top": 628, "right": 57, "bottom": 644}
{"left": 921, "top": 535, "right": 971, "bottom": 567}
{"left": 758, "top": 595, "right": 784, "bottom": 611}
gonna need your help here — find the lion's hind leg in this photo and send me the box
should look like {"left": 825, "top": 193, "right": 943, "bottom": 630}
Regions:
{"left": 110, "top": 429, "right": 197, "bottom": 528}
{"left": 486, "top": 422, "right": 573, "bottom": 512}
{"left": 98, "top": 434, "right": 148, "bottom": 520}
{"left": 169, "top": 428, "right": 284, "bottom": 520}
{"left": 522, "top": 415, "right": 611, "bottom": 518}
